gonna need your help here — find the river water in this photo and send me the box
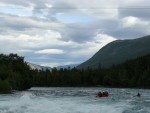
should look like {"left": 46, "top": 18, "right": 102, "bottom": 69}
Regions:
{"left": 0, "top": 87, "right": 150, "bottom": 113}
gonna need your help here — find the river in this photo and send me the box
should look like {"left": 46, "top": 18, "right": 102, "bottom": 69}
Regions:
{"left": 0, "top": 87, "right": 150, "bottom": 113}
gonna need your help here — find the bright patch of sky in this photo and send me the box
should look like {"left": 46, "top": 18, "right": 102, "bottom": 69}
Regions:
{"left": 56, "top": 15, "right": 95, "bottom": 23}
{"left": 0, "top": 5, "right": 32, "bottom": 16}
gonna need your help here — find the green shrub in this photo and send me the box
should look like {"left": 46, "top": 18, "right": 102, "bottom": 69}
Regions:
{"left": 0, "top": 80, "right": 12, "bottom": 93}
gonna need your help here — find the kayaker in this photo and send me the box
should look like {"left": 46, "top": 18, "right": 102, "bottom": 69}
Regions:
{"left": 137, "top": 93, "right": 141, "bottom": 97}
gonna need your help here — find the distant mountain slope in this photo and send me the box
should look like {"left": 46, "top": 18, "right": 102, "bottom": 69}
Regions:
{"left": 27, "top": 62, "right": 51, "bottom": 71}
{"left": 78, "top": 35, "right": 150, "bottom": 69}
{"left": 56, "top": 64, "right": 78, "bottom": 70}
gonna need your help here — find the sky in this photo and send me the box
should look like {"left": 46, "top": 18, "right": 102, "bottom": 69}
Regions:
{"left": 0, "top": 0, "right": 150, "bottom": 67}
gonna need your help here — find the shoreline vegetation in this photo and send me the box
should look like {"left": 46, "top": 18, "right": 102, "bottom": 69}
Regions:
{"left": 0, "top": 53, "right": 150, "bottom": 93}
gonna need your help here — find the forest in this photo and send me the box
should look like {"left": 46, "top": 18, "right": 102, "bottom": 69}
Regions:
{"left": 0, "top": 53, "right": 150, "bottom": 93}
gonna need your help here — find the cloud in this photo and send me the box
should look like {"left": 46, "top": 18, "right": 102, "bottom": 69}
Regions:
{"left": 0, "top": 30, "right": 61, "bottom": 48}
{"left": 0, "top": 14, "right": 63, "bottom": 31}
{"left": 118, "top": 0, "right": 150, "bottom": 20}
{"left": 121, "top": 16, "right": 149, "bottom": 28}
{"left": 0, "top": 0, "right": 150, "bottom": 66}
{"left": 35, "top": 49, "right": 64, "bottom": 54}
{"left": 70, "top": 34, "right": 116, "bottom": 59}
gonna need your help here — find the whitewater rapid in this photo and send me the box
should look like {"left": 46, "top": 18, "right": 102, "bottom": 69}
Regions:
{"left": 0, "top": 87, "right": 150, "bottom": 113}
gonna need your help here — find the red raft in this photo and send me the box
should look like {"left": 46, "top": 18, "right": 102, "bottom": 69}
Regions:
{"left": 96, "top": 91, "right": 109, "bottom": 98}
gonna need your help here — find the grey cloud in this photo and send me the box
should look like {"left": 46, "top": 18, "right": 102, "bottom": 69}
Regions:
{"left": 117, "top": 0, "right": 150, "bottom": 19}
{"left": 1, "top": 0, "right": 150, "bottom": 66}
{"left": 0, "top": 0, "right": 31, "bottom": 7}
{"left": 0, "top": 0, "right": 119, "bottom": 43}
{"left": 0, "top": 13, "right": 63, "bottom": 34}
{"left": 56, "top": 18, "right": 119, "bottom": 42}
{"left": 32, "top": 1, "right": 78, "bottom": 19}
{"left": 0, "top": 14, "right": 32, "bottom": 30}
{"left": 60, "top": 25, "right": 96, "bottom": 42}
{"left": 25, "top": 52, "right": 80, "bottom": 66}
{"left": 107, "top": 28, "right": 148, "bottom": 39}
{"left": 119, "top": 9, "right": 150, "bottom": 20}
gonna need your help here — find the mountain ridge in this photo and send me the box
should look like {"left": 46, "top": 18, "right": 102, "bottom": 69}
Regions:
{"left": 27, "top": 62, "right": 51, "bottom": 71}
{"left": 78, "top": 35, "right": 150, "bottom": 69}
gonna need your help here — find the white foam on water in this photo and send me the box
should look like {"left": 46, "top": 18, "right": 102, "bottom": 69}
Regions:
{"left": 0, "top": 93, "right": 34, "bottom": 113}
{"left": 0, "top": 92, "right": 130, "bottom": 113}
{"left": 2, "top": 87, "right": 150, "bottom": 113}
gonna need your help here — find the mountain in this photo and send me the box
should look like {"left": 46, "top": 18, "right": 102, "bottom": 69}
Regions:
{"left": 56, "top": 64, "right": 78, "bottom": 70}
{"left": 78, "top": 35, "right": 150, "bottom": 69}
{"left": 27, "top": 62, "right": 77, "bottom": 71}
{"left": 27, "top": 62, "right": 51, "bottom": 71}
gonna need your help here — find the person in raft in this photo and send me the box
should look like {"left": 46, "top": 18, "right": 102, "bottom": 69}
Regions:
{"left": 96, "top": 91, "right": 109, "bottom": 98}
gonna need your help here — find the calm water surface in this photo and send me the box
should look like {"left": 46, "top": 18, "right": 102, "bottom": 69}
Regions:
{"left": 0, "top": 87, "right": 150, "bottom": 113}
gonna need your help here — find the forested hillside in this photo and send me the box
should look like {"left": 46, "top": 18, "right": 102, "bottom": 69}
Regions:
{"left": 0, "top": 54, "right": 33, "bottom": 93}
{"left": 32, "top": 54, "right": 150, "bottom": 88}
{"left": 0, "top": 53, "right": 150, "bottom": 93}
{"left": 78, "top": 35, "right": 150, "bottom": 69}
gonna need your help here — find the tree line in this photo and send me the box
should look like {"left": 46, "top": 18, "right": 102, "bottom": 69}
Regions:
{"left": 0, "top": 53, "right": 150, "bottom": 93}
